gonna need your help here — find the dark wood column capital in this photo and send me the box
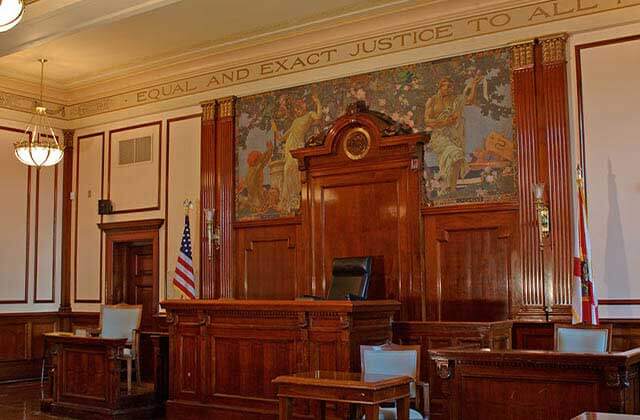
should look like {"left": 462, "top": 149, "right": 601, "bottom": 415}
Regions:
{"left": 215, "top": 96, "right": 236, "bottom": 298}
{"left": 59, "top": 129, "right": 75, "bottom": 313}
{"left": 200, "top": 100, "right": 217, "bottom": 299}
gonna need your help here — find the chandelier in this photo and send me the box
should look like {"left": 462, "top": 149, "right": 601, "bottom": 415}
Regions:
{"left": 0, "top": 0, "right": 24, "bottom": 32}
{"left": 14, "top": 59, "right": 64, "bottom": 167}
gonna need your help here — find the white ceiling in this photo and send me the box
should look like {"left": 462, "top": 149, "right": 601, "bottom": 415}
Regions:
{"left": 0, "top": 0, "right": 430, "bottom": 88}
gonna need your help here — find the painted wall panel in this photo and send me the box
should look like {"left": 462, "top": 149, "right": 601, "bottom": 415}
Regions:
{"left": 0, "top": 128, "right": 29, "bottom": 303}
{"left": 74, "top": 134, "right": 103, "bottom": 302}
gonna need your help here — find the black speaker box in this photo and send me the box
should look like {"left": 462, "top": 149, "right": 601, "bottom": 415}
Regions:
{"left": 98, "top": 199, "right": 113, "bottom": 215}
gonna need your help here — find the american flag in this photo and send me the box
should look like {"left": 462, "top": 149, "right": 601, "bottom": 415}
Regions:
{"left": 572, "top": 168, "right": 598, "bottom": 324}
{"left": 173, "top": 215, "right": 197, "bottom": 299}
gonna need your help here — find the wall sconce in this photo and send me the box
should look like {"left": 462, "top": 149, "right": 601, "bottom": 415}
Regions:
{"left": 533, "top": 183, "right": 550, "bottom": 248}
{"left": 205, "top": 209, "right": 220, "bottom": 260}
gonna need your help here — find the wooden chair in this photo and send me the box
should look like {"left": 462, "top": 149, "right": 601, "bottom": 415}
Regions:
{"left": 360, "top": 343, "right": 427, "bottom": 419}
{"left": 554, "top": 323, "right": 613, "bottom": 353}
{"left": 99, "top": 304, "right": 143, "bottom": 393}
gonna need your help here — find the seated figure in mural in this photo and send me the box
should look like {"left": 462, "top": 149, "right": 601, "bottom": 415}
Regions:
{"left": 273, "top": 93, "right": 322, "bottom": 214}
{"left": 244, "top": 141, "right": 273, "bottom": 212}
{"left": 424, "top": 73, "right": 483, "bottom": 192}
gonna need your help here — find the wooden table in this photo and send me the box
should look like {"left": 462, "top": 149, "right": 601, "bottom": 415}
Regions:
{"left": 573, "top": 414, "right": 640, "bottom": 419}
{"left": 429, "top": 346, "right": 640, "bottom": 420}
{"left": 273, "top": 370, "right": 411, "bottom": 420}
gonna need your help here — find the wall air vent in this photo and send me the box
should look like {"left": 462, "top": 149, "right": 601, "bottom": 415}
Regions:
{"left": 118, "top": 136, "right": 152, "bottom": 165}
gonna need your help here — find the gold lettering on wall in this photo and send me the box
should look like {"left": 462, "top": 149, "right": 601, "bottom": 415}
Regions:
{"left": 2, "top": 0, "right": 637, "bottom": 120}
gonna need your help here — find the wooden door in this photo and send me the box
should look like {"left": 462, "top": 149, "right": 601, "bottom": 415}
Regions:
{"left": 126, "top": 244, "right": 154, "bottom": 329}
{"left": 424, "top": 208, "right": 519, "bottom": 321}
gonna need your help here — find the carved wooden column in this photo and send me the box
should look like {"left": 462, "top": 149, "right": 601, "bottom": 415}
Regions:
{"left": 59, "top": 129, "right": 74, "bottom": 314}
{"left": 215, "top": 97, "right": 236, "bottom": 298}
{"left": 538, "top": 34, "right": 572, "bottom": 320}
{"left": 511, "top": 41, "right": 546, "bottom": 320}
{"left": 200, "top": 101, "right": 217, "bottom": 298}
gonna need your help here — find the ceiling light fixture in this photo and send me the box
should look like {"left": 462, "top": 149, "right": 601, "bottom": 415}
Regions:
{"left": 0, "top": 0, "right": 24, "bottom": 32}
{"left": 14, "top": 58, "right": 64, "bottom": 167}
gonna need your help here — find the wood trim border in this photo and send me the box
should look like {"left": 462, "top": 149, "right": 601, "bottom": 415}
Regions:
{"left": 599, "top": 299, "right": 640, "bottom": 306}
{"left": 59, "top": 130, "right": 74, "bottom": 312}
{"left": 107, "top": 121, "right": 163, "bottom": 214}
{"left": 0, "top": 126, "right": 30, "bottom": 304}
{"left": 74, "top": 132, "right": 105, "bottom": 304}
{"left": 575, "top": 34, "right": 640, "bottom": 196}
{"left": 232, "top": 216, "right": 303, "bottom": 229}
{"left": 165, "top": 114, "right": 202, "bottom": 300}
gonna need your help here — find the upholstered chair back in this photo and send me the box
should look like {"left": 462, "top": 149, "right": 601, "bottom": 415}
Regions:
{"left": 100, "top": 304, "right": 142, "bottom": 344}
{"left": 554, "top": 323, "right": 612, "bottom": 353}
{"left": 361, "top": 344, "right": 420, "bottom": 399}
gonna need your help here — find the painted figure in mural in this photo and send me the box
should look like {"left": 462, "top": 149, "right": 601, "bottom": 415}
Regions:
{"left": 244, "top": 141, "right": 273, "bottom": 211}
{"left": 273, "top": 93, "right": 322, "bottom": 214}
{"left": 424, "top": 73, "right": 483, "bottom": 191}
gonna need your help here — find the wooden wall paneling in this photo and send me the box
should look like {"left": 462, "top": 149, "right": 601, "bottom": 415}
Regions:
{"left": 538, "top": 34, "right": 573, "bottom": 320}
{"left": 0, "top": 313, "right": 59, "bottom": 382}
{"left": 234, "top": 217, "right": 303, "bottom": 299}
{"left": 423, "top": 205, "right": 519, "bottom": 321}
{"left": 74, "top": 132, "right": 104, "bottom": 304}
{"left": 106, "top": 121, "right": 162, "bottom": 214}
{"left": 511, "top": 41, "right": 546, "bottom": 320}
{"left": 215, "top": 97, "right": 236, "bottom": 298}
{"left": 200, "top": 101, "right": 217, "bottom": 299}
{"left": 292, "top": 104, "right": 426, "bottom": 320}
{"left": 59, "top": 130, "right": 74, "bottom": 313}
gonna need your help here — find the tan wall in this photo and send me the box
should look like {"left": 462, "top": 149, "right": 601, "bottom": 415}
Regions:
{"left": 72, "top": 106, "right": 201, "bottom": 312}
{"left": 0, "top": 120, "right": 62, "bottom": 312}
{"left": 568, "top": 22, "right": 640, "bottom": 318}
{"left": 1, "top": 6, "right": 639, "bottom": 314}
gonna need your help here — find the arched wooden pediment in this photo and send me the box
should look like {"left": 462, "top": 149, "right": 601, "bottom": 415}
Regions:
{"left": 290, "top": 101, "right": 429, "bottom": 171}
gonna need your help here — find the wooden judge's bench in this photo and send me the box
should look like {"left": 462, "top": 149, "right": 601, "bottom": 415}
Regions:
{"left": 162, "top": 299, "right": 400, "bottom": 418}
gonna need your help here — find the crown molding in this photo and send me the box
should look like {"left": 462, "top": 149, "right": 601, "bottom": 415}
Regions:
{"left": 1, "top": 0, "right": 639, "bottom": 122}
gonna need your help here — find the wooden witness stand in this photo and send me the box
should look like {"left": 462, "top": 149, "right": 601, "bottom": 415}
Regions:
{"left": 41, "top": 332, "right": 162, "bottom": 419}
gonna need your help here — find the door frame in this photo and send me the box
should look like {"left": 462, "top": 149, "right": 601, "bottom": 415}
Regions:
{"left": 99, "top": 219, "right": 164, "bottom": 315}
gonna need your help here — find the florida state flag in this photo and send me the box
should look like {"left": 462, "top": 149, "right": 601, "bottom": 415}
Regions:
{"left": 571, "top": 167, "right": 599, "bottom": 325}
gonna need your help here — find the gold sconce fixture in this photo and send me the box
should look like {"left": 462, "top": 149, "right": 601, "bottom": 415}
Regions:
{"left": 533, "top": 182, "right": 550, "bottom": 248}
{"left": 205, "top": 209, "right": 220, "bottom": 260}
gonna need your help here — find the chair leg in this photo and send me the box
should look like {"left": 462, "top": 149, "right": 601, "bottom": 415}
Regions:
{"left": 135, "top": 354, "right": 141, "bottom": 385}
{"left": 126, "top": 358, "right": 132, "bottom": 395}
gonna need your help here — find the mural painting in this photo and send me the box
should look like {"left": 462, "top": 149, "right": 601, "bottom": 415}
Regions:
{"left": 235, "top": 47, "right": 516, "bottom": 221}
